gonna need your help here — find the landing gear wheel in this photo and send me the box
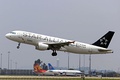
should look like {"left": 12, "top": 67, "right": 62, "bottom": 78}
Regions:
{"left": 17, "top": 43, "right": 20, "bottom": 49}
{"left": 17, "top": 46, "right": 20, "bottom": 49}
{"left": 52, "top": 52, "right": 57, "bottom": 56}
{"left": 52, "top": 50, "right": 57, "bottom": 56}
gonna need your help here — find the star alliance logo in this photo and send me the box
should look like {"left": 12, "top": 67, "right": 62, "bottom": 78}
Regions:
{"left": 100, "top": 37, "right": 108, "bottom": 45}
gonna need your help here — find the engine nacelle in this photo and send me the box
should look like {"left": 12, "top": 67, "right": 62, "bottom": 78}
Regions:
{"left": 35, "top": 43, "right": 49, "bottom": 50}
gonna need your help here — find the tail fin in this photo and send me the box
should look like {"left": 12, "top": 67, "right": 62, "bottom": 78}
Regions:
{"left": 48, "top": 63, "right": 55, "bottom": 70}
{"left": 34, "top": 63, "right": 42, "bottom": 73}
{"left": 92, "top": 31, "right": 115, "bottom": 48}
{"left": 34, "top": 64, "right": 47, "bottom": 73}
{"left": 34, "top": 60, "right": 47, "bottom": 73}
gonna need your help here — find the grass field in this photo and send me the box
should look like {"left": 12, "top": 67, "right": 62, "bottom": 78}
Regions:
{"left": 0, "top": 76, "right": 120, "bottom": 80}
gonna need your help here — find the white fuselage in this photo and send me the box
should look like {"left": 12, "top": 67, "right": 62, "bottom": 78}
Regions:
{"left": 48, "top": 69, "right": 82, "bottom": 76}
{"left": 37, "top": 69, "right": 82, "bottom": 76}
{"left": 5, "top": 31, "right": 113, "bottom": 54}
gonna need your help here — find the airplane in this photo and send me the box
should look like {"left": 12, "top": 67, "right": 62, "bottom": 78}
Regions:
{"left": 48, "top": 63, "right": 82, "bottom": 76}
{"left": 5, "top": 30, "right": 115, "bottom": 56}
{"left": 34, "top": 62, "right": 81, "bottom": 76}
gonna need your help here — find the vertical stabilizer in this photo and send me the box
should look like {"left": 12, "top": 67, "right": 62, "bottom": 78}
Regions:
{"left": 92, "top": 31, "right": 115, "bottom": 48}
{"left": 34, "top": 59, "right": 46, "bottom": 73}
{"left": 48, "top": 63, "right": 55, "bottom": 70}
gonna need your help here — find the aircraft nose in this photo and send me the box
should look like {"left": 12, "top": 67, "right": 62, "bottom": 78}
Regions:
{"left": 5, "top": 33, "right": 11, "bottom": 39}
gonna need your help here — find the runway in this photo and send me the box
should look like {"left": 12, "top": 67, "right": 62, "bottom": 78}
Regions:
{"left": 0, "top": 76, "right": 120, "bottom": 80}
{"left": 0, "top": 75, "right": 81, "bottom": 80}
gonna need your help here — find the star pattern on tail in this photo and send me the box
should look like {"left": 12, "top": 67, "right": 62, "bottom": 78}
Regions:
{"left": 100, "top": 37, "right": 108, "bottom": 45}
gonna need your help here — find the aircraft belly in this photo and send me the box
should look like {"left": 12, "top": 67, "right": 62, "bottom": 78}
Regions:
{"left": 64, "top": 46, "right": 89, "bottom": 54}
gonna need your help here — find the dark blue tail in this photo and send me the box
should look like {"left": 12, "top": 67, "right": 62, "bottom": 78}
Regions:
{"left": 48, "top": 63, "right": 55, "bottom": 70}
{"left": 92, "top": 31, "right": 115, "bottom": 48}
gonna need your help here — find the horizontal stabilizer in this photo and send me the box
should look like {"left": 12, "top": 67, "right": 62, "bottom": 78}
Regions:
{"left": 98, "top": 49, "right": 113, "bottom": 53}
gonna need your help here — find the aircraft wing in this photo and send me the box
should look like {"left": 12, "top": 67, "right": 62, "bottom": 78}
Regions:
{"left": 44, "top": 41, "right": 75, "bottom": 50}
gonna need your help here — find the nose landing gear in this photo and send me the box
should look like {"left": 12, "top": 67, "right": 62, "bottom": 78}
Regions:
{"left": 17, "top": 43, "right": 20, "bottom": 49}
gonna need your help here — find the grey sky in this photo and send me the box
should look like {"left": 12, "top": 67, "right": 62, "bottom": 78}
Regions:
{"left": 0, "top": 0, "right": 120, "bottom": 71}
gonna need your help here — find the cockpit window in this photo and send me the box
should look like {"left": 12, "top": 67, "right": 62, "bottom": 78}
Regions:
{"left": 10, "top": 32, "right": 16, "bottom": 34}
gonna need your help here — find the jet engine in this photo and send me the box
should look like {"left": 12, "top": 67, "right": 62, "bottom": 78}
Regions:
{"left": 35, "top": 43, "right": 49, "bottom": 50}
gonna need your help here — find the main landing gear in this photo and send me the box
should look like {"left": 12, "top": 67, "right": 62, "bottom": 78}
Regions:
{"left": 52, "top": 50, "right": 57, "bottom": 56}
{"left": 17, "top": 43, "right": 20, "bottom": 49}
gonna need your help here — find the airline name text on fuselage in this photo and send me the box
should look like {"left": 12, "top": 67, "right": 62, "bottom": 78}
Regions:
{"left": 21, "top": 32, "right": 86, "bottom": 48}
